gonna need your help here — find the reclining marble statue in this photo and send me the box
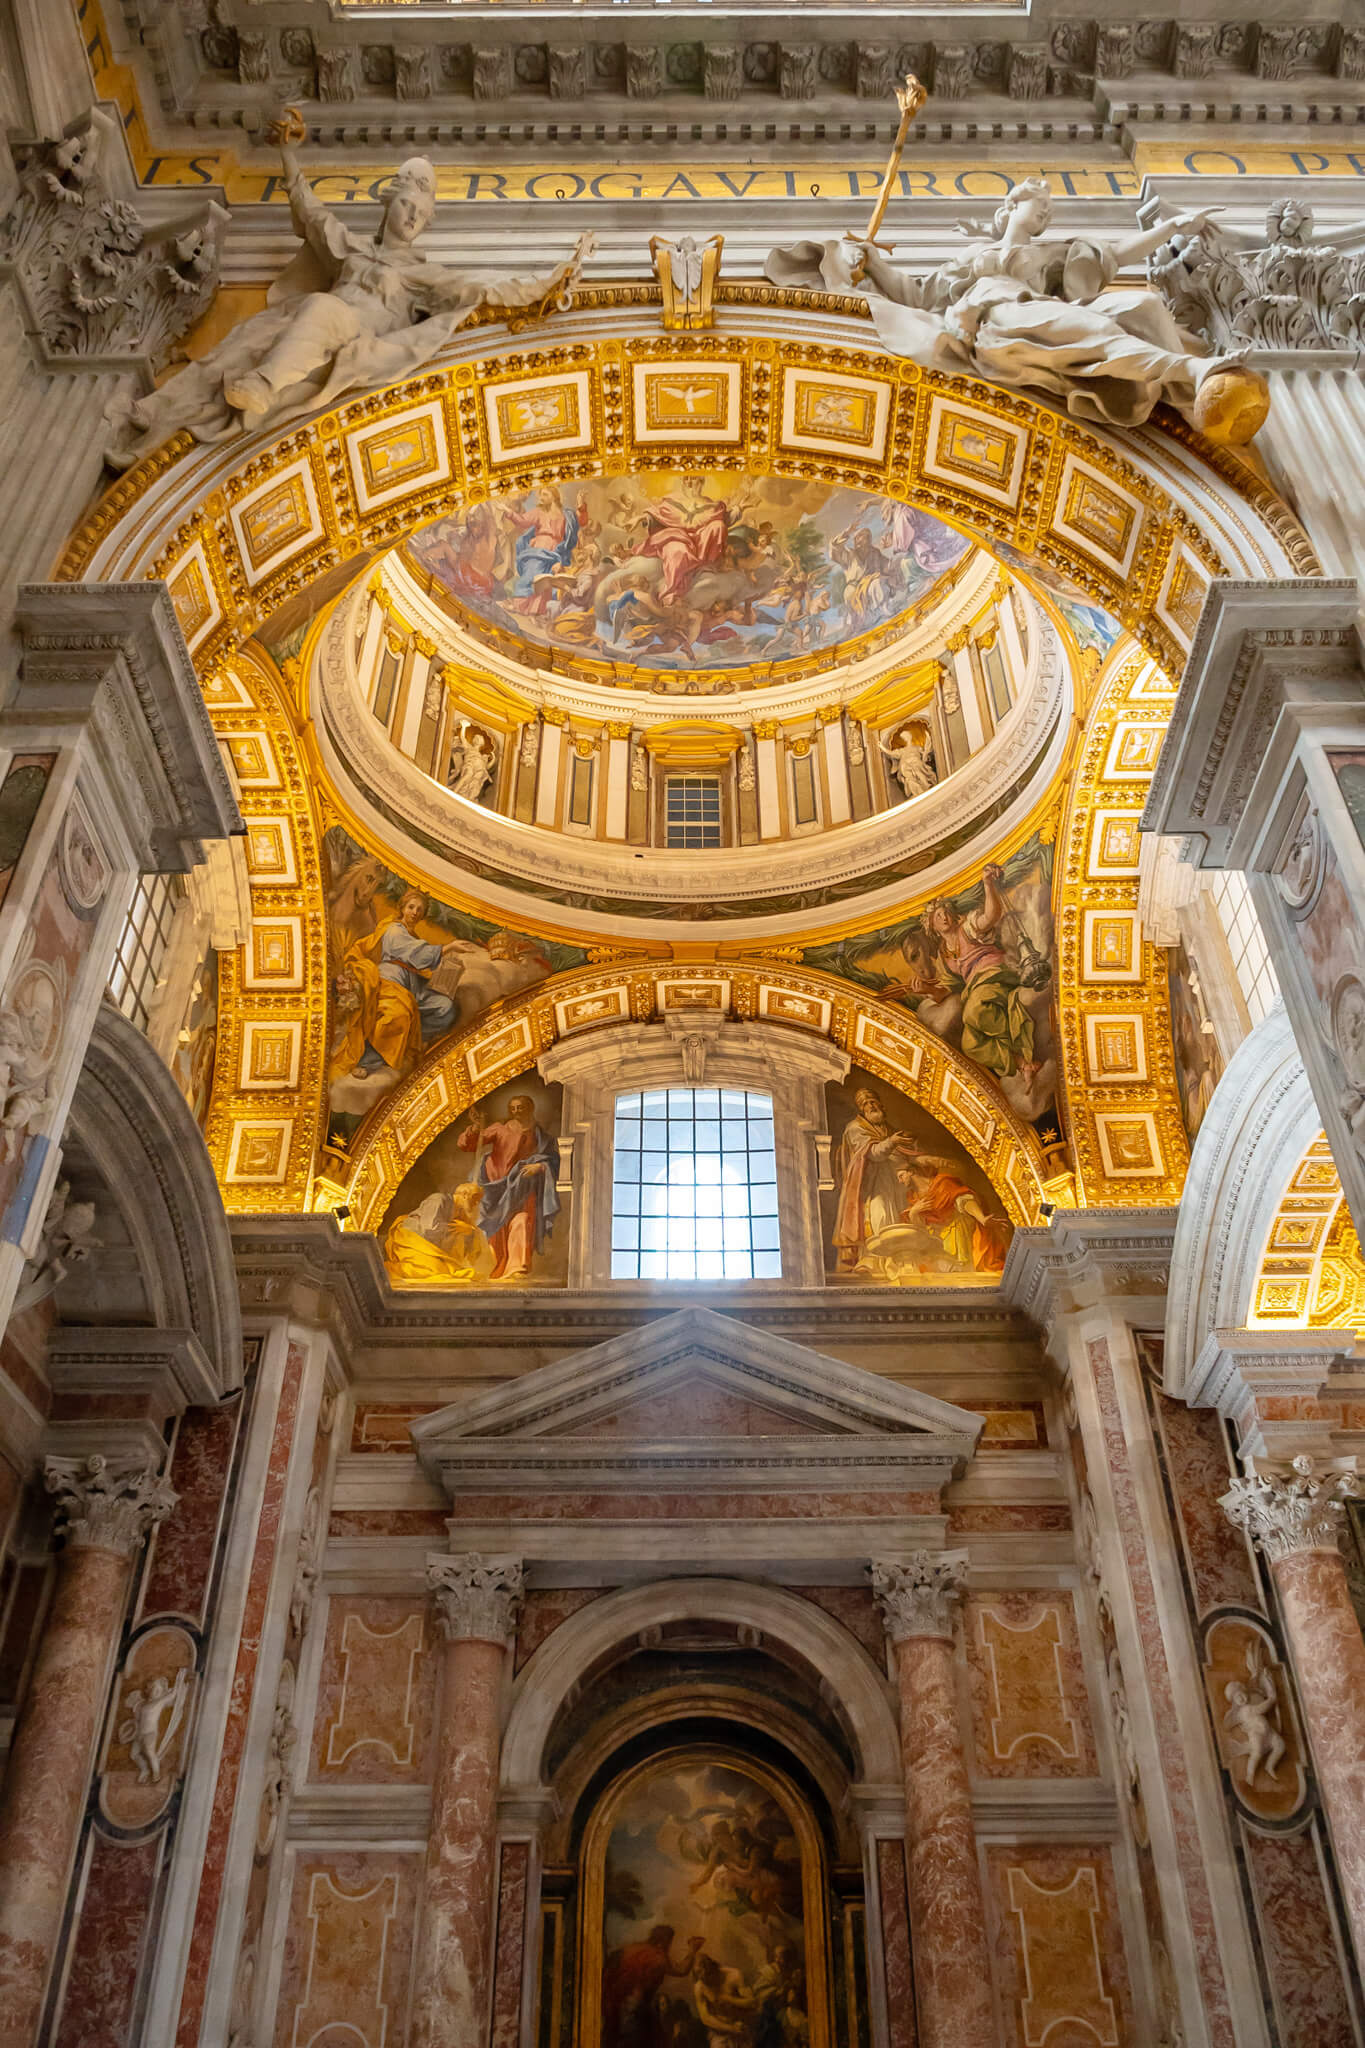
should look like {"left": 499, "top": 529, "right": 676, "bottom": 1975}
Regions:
{"left": 767, "top": 95, "right": 1269, "bottom": 445}
{"left": 104, "top": 111, "right": 593, "bottom": 470}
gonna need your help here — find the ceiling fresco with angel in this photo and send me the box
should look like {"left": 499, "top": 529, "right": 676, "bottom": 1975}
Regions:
{"left": 323, "top": 824, "right": 586, "bottom": 1154}
{"left": 404, "top": 471, "right": 971, "bottom": 679}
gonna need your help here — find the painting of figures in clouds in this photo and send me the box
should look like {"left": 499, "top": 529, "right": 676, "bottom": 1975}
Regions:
{"left": 408, "top": 470, "right": 969, "bottom": 677}
{"left": 379, "top": 1078, "right": 567, "bottom": 1289}
{"left": 323, "top": 824, "right": 585, "bottom": 1154}
{"left": 583, "top": 1752, "right": 830, "bottom": 2048}
{"left": 824, "top": 1065, "right": 1012, "bottom": 1285}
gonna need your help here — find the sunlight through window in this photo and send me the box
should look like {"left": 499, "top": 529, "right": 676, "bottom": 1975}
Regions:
{"left": 610, "top": 1089, "right": 781, "bottom": 1281}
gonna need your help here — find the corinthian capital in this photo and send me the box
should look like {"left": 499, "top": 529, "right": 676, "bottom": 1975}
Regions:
{"left": 426, "top": 1552, "right": 524, "bottom": 1645}
{"left": 870, "top": 1551, "right": 969, "bottom": 1642}
{"left": 45, "top": 1452, "right": 177, "bottom": 1557}
{"left": 1220, "top": 1454, "right": 1358, "bottom": 1566}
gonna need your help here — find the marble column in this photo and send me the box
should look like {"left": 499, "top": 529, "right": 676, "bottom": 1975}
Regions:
{"left": 1221, "top": 1456, "right": 1365, "bottom": 1967}
{"left": 411, "top": 1553, "right": 524, "bottom": 2048}
{"left": 0, "top": 1452, "right": 175, "bottom": 2048}
{"left": 871, "top": 1553, "right": 997, "bottom": 2048}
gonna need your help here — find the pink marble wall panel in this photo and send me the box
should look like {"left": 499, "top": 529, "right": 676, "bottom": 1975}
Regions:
{"left": 1150, "top": 1395, "right": 1259, "bottom": 1618}
{"left": 955, "top": 1400, "right": 1049, "bottom": 1450}
{"left": 351, "top": 1404, "right": 439, "bottom": 1452}
{"left": 309, "top": 1598, "right": 436, "bottom": 1784}
{"left": 793, "top": 1586, "right": 884, "bottom": 1661}
{"left": 176, "top": 1339, "right": 305, "bottom": 2048}
{"left": 443, "top": 1490, "right": 943, "bottom": 1521}
{"left": 1087, "top": 1336, "right": 1235, "bottom": 2048}
{"left": 488, "top": 1841, "right": 529, "bottom": 2048}
{"left": 514, "top": 1589, "right": 599, "bottom": 1675}
{"left": 141, "top": 1402, "right": 242, "bottom": 1626}
{"left": 877, "top": 1836, "right": 918, "bottom": 2048}
{"left": 329, "top": 1510, "right": 449, "bottom": 1541}
{"left": 963, "top": 1591, "right": 1097, "bottom": 1780}
{"left": 986, "top": 1842, "right": 1133, "bottom": 2048}
{"left": 946, "top": 1505, "right": 1072, "bottom": 1534}
{"left": 272, "top": 1851, "right": 420, "bottom": 2048}
{"left": 0, "top": 1560, "right": 50, "bottom": 1712}
{"left": 550, "top": 1386, "right": 822, "bottom": 1437}
{"left": 1242, "top": 1826, "right": 1356, "bottom": 2048}
{"left": 52, "top": 1836, "right": 158, "bottom": 2048}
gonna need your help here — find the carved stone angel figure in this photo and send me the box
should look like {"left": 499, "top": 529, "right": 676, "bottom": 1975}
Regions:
{"left": 1222, "top": 1641, "right": 1286, "bottom": 1787}
{"left": 879, "top": 726, "right": 937, "bottom": 800}
{"left": 105, "top": 112, "right": 593, "bottom": 470}
{"left": 119, "top": 1667, "right": 189, "bottom": 1784}
{"left": 767, "top": 178, "right": 1259, "bottom": 437}
{"left": 447, "top": 720, "right": 497, "bottom": 803}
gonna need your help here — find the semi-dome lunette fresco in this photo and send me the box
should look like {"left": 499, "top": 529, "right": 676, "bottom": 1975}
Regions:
{"left": 401, "top": 470, "right": 973, "bottom": 684}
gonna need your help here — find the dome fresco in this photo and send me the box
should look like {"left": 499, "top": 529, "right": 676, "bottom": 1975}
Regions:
{"left": 404, "top": 471, "right": 973, "bottom": 679}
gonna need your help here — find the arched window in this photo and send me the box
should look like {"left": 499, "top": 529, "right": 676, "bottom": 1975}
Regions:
{"left": 610, "top": 1087, "right": 780, "bottom": 1280}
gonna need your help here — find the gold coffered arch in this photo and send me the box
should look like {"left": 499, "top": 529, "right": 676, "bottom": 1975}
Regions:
{"left": 336, "top": 958, "right": 1054, "bottom": 1235}
{"left": 53, "top": 304, "right": 1319, "bottom": 1216}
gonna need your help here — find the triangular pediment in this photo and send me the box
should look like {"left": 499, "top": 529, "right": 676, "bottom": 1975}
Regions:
{"left": 411, "top": 1307, "right": 981, "bottom": 1499}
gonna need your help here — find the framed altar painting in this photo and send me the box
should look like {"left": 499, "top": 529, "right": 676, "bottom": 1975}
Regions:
{"left": 579, "top": 1748, "right": 831, "bottom": 2048}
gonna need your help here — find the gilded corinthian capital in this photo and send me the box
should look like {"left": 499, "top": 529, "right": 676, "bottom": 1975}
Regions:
{"left": 870, "top": 1551, "right": 970, "bottom": 1642}
{"left": 1220, "top": 1455, "right": 1358, "bottom": 1567}
{"left": 425, "top": 1552, "right": 525, "bottom": 1645}
{"left": 44, "top": 1453, "right": 177, "bottom": 1557}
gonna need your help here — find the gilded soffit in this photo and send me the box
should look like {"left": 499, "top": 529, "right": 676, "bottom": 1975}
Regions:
{"left": 59, "top": 301, "right": 1314, "bottom": 1217}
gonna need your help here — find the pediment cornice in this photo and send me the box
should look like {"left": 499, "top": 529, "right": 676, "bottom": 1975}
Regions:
{"left": 411, "top": 1305, "right": 981, "bottom": 1500}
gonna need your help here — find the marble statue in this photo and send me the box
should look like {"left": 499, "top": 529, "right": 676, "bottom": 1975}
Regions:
{"left": 767, "top": 177, "right": 1267, "bottom": 441}
{"left": 447, "top": 721, "right": 496, "bottom": 803}
{"left": 1222, "top": 1645, "right": 1286, "bottom": 1787}
{"left": 104, "top": 110, "right": 593, "bottom": 469}
{"left": 879, "top": 727, "right": 937, "bottom": 800}
{"left": 118, "top": 1667, "right": 189, "bottom": 1784}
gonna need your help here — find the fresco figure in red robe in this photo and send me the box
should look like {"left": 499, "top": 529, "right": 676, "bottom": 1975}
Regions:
{"left": 602, "top": 1925, "right": 706, "bottom": 2048}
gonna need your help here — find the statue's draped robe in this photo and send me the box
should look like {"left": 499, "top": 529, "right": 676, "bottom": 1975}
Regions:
{"left": 766, "top": 233, "right": 1211, "bottom": 429}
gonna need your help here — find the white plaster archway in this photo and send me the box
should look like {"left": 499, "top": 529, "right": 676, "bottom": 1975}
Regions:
{"left": 500, "top": 1576, "right": 902, "bottom": 1794}
{"left": 1164, "top": 1006, "right": 1321, "bottom": 1401}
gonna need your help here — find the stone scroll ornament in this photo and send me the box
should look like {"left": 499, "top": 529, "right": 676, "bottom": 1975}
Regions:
{"left": 104, "top": 108, "right": 595, "bottom": 471}
{"left": 765, "top": 73, "right": 1270, "bottom": 446}
{"left": 1147, "top": 199, "right": 1365, "bottom": 356}
{"left": 0, "top": 108, "right": 227, "bottom": 368}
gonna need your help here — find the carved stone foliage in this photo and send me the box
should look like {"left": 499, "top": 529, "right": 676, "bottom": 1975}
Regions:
{"left": 257, "top": 1658, "right": 298, "bottom": 1856}
{"left": 45, "top": 1452, "right": 178, "bottom": 1556}
{"left": 870, "top": 1551, "right": 969, "bottom": 1642}
{"left": 425, "top": 1552, "right": 525, "bottom": 1645}
{"left": 704, "top": 44, "right": 742, "bottom": 99}
{"left": 290, "top": 1485, "right": 323, "bottom": 1638}
{"left": 0, "top": 110, "right": 225, "bottom": 366}
{"left": 1220, "top": 1454, "right": 1358, "bottom": 1566}
{"left": 1149, "top": 202, "right": 1365, "bottom": 352}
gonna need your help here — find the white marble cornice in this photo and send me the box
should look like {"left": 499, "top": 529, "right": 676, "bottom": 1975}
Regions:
{"left": 1141, "top": 577, "right": 1363, "bottom": 871}
{"left": 14, "top": 583, "right": 241, "bottom": 868}
{"left": 1001, "top": 1209, "right": 1178, "bottom": 1335}
{"left": 229, "top": 1211, "right": 1031, "bottom": 1374}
